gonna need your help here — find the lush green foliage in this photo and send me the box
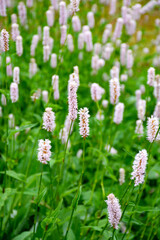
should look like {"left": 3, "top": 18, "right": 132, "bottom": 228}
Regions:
{"left": 0, "top": 0, "right": 160, "bottom": 240}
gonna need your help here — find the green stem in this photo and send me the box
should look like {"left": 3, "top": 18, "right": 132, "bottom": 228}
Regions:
{"left": 112, "top": 229, "right": 116, "bottom": 239}
{"left": 140, "top": 186, "right": 160, "bottom": 239}
{"left": 48, "top": 20, "right": 72, "bottom": 103}
{"left": 59, "top": 120, "right": 73, "bottom": 182}
{"left": 1, "top": 52, "right": 8, "bottom": 238}
{"left": 120, "top": 184, "right": 135, "bottom": 221}
{"left": 98, "top": 221, "right": 108, "bottom": 239}
{"left": 90, "top": 106, "right": 114, "bottom": 240}
{"left": 54, "top": 121, "right": 73, "bottom": 203}
{"left": 65, "top": 138, "right": 85, "bottom": 239}
{"left": 149, "top": 216, "right": 160, "bottom": 240}
{"left": 3, "top": 51, "right": 8, "bottom": 193}
{"left": 120, "top": 181, "right": 132, "bottom": 204}
{"left": 64, "top": 207, "right": 75, "bottom": 240}
{"left": 147, "top": 219, "right": 154, "bottom": 240}
{"left": 96, "top": 101, "right": 103, "bottom": 149}
{"left": 131, "top": 126, "right": 160, "bottom": 234}
{"left": 42, "top": 227, "right": 48, "bottom": 240}
{"left": 108, "top": 106, "right": 114, "bottom": 151}
{"left": 81, "top": 138, "right": 85, "bottom": 183}
{"left": 121, "top": 185, "right": 141, "bottom": 240}
{"left": 128, "top": 127, "right": 160, "bottom": 238}
{"left": 19, "top": 125, "right": 41, "bottom": 208}
{"left": 143, "top": 184, "right": 160, "bottom": 239}
{"left": 26, "top": 126, "right": 41, "bottom": 178}
{"left": 33, "top": 165, "right": 43, "bottom": 236}
{"left": 88, "top": 101, "right": 103, "bottom": 204}
{"left": 49, "top": 164, "right": 54, "bottom": 208}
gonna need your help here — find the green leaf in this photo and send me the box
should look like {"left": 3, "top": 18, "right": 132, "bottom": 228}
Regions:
{"left": 36, "top": 187, "right": 48, "bottom": 203}
{"left": 8, "top": 123, "right": 38, "bottom": 137}
{"left": 72, "top": 186, "right": 82, "bottom": 210}
{"left": 0, "top": 170, "right": 25, "bottom": 182}
{"left": 0, "top": 188, "right": 16, "bottom": 211}
{"left": 0, "top": 89, "right": 9, "bottom": 96}
{"left": 103, "top": 230, "right": 113, "bottom": 239}
{"left": 129, "top": 206, "right": 160, "bottom": 213}
{"left": 47, "top": 103, "right": 63, "bottom": 110}
{"left": 33, "top": 114, "right": 42, "bottom": 123}
{"left": 105, "top": 171, "right": 117, "bottom": 182}
{"left": 23, "top": 189, "right": 37, "bottom": 196}
{"left": 26, "top": 172, "right": 48, "bottom": 187}
{"left": 13, "top": 231, "right": 32, "bottom": 240}
{"left": 148, "top": 168, "right": 160, "bottom": 180}
{"left": 81, "top": 225, "right": 102, "bottom": 232}
{"left": 41, "top": 199, "right": 63, "bottom": 230}
{"left": 62, "top": 187, "right": 78, "bottom": 198}
{"left": 74, "top": 205, "right": 86, "bottom": 219}
{"left": 67, "top": 229, "right": 76, "bottom": 240}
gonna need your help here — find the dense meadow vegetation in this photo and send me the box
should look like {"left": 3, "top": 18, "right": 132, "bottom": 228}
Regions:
{"left": 0, "top": 0, "right": 160, "bottom": 239}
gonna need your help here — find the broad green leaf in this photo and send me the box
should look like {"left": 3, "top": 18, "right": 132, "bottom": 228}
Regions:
{"left": 129, "top": 206, "right": 160, "bottom": 213}
{"left": 8, "top": 123, "right": 38, "bottom": 137}
{"left": 26, "top": 172, "right": 48, "bottom": 186}
{"left": 0, "top": 188, "right": 16, "bottom": 211}
{"left": 0, "top": 170, "right": 25, "bottom": 182}
{"left": 23, "top": 189, "right": 37, "bottom": 196}
{"left": 74, "top": 205, "right": 86, "bottom": 219}
{"left": 41, "top": 199, "right": 63, "bottom": 230}
{"left": 13, "top": 231, "right": 32, "bottom": 240}
{"left": 67, "top": 229, "right": 76, "bottom": 240}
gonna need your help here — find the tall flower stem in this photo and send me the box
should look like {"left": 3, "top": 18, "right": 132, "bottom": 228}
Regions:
{"left": 48, "top": 22, "right": 72, "bottom": 103}
{"left": 96, "top": 101, "right": 103, "bottom": 148}
{"left": 120, "top": 181, "right": 132, "bottom": 204}
{"left": 33, "top": 165, "right": 43, "bottom": 236}
{"left": 141, "top": 181, "right": 160, "bottom": 239}
{"left": 149, "top": 215, "right": 160, "bottom": 240}
{"left": 48, "top": 164, "right": 54, "bottom": 208}
{"left": 81, "top": 138, "right": 85, "bottom": 183}
{"left": 64, "top": 204, "right": 75, "bottom": 240}
{"left": 26, "top": 126, "right": 41, "bottom": 178}
{"left": 98, "top": 184, "right": 135, "bottom": 240}
{"left": 121, "top": 185, "right": 141, "bottom": 240}
{"left": 89, "top": 101, "right": 103, "bottom": 204}
{"left": 118, "top": 184, "right": 135, "bottom": 239}
{"left": 98, "top": 221, "right": 108, "bottom": 239}
{"left": 1, "top": 51, "right": 8, "bottom": 236}
{"left": 59, "top": 120, "right": 73, "bottom": 181}
{"left": 128, "top": 127, "right": 160, "bottom": 236}
{"left": 112, "top": 229, "right": 116, "bottom": 239}
{"left": 19, "top": 125, "right": 42, "bottom": 208}
{"left": 65, "top": 138, "right": 85, "bottom": 240}
{"left": 108, "top": 106, "right": 115, "bottom": 150}
{"left": 90, "top": 105, "right": 114, "bottom": 240}
{"left": 3, "top": 51, "right": 8, "bottom": 193}
{"left": 55, "top": 121, "right": 73, "bottom": 202}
